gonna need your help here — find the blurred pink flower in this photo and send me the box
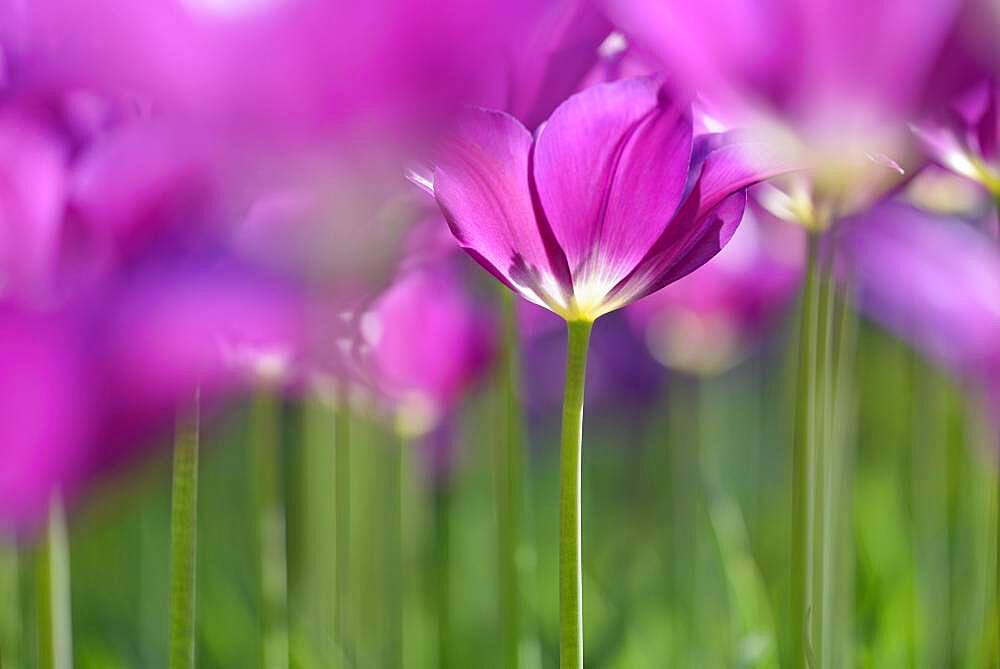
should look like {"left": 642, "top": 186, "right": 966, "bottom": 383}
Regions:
{"left": 476, "top": 0, "right": 612, "bottom": 130}
{"left": 0, "top": 86, "right": 306, "bottom": 533}
{"left": 604, "top": 0, "right": 967, "bottom": 218}
{"left": 369, "top": 263, "right": 495, "bottom": 439}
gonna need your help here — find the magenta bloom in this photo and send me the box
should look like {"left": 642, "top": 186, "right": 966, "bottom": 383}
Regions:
{"left": 426, "top": 76, "right": 778, "bottom": 322}
{"left": 627, "top": 199, "right": 805, "bottom": 374}
{"left": 369, "top": 263, "right": 495, "bottom": 438}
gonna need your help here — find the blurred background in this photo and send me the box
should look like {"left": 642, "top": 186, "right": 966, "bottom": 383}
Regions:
{"left": 1, "top": 0, "right": 1000, "bottom": 667}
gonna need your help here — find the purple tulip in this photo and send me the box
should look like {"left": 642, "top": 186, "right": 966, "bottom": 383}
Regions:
{"left": 425, "top": 75, "right": 781, "bottom": 323}
{"left": 369, "top": 262, "right": 495, "bottom": 438}
{"left": 627, "top": 198, "right": 806, "bottom": 374}
{"left": 837, "top": 202, "right": 1000, "bottom": 397}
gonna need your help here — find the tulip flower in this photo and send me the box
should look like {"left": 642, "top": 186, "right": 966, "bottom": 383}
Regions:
{"left": 369, "top": 262, "right": 495, "bottom": 442}
{"left": 417, "top": 74, "right": 775, "bottom": 666}
{"left": 427, "top": 76, "right": 775, "bottom": 324}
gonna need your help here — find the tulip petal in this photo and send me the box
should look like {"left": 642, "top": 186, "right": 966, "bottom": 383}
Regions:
{"left": 433, "top": 108, "right": 572, "bottom": 312}
{"left": 606, "top": 134, "right": 782, "bottom": 309}
{"left": 533, "top": 76, "right": 693, "bottom": 312}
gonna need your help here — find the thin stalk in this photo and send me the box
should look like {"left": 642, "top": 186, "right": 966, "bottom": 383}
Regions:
{"left": 334, "top": 400, "right": 351, "bottom": 665}
{"left": 814, "top": 247, "right": 838, "bottom": 667}
{"left": 993, "top": 194, "right": 1000, "bottom": 666}
{"left": 36, "top": 499, "right": 71, "bottom": 669}
{"left": 382, "top": 433, "right": 403, "bottom": 669}
{"left": 559, "top": 319, "right": 593, "bottom": 669}
{"left": 496, "top": 288, "right": 525, "bottom": 669}
{"left": 168, "top": 394, "right": 200, "bottom": 669}
{"left": 0, "top": 541, "right": 21, "bottom": 669}
{"left": 432, "top": 484, "right": 452, "bottom": 669}
{"left": 251, "top": 392, "right": 289, "bottom": 669}
{"left": 791, "top": 234, "right": 821, "bottom": 669}
{"left": 990, "top": 192, "right": 1000, "bottom": 667}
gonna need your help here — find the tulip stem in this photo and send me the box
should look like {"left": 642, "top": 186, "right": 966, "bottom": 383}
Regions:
{"left": 432, "top": 484, "right": 452, "bottom": 669}
{"left": 334, "top": 400, "right": 351, "bottom": 666}
{"left": 994, "top": 195, "right": 1000, "bottom": 663}
{"left": 496, "top": 288, "right": 525, "bottom": 669}
{"left": 36, "top": 498, "right": 72, "bottom": 669}
{"left": 559, "top": 319, "right": 592, "bottom": 669}
{"left": 382, "top": 433, "right": 403, "bottom": 669}
{"left": 168, "top": 394, "right": 200, "bottom": 669}
{"left": 0, "top": 540, "right": 22, "bottom": 668}
{"left": 791, "top": 235, "right": 821, "bottom": 669}
{"left": 251, "top": 392, "right": 289, "bottom": 669}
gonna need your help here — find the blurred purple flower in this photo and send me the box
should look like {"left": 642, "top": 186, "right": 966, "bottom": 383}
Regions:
{"left": 477, "top": 0, "right": 612, "bottom": 130}
{"left": 837, "top": 202, "right": 1000, "bottom": 409}
{"left": 627, "top": 198, "right": 806, "bottom": 374}
{"left": 0, "top": 85, "right": 306, "bottom": 533}
{"left": 22, "top": 0, "right": 537, "bottom": 145}
{"left": 604, "top": 0, "right": 965, "bottom": 219}
{"left": 369, "top": 263, "right": 495, "bottom": 439}
{"left": 424, "top": 75, "right": 782, "bottom": 323}
{"left": 915, "top": 78, "right": 999, "bottom": 195}
{"left": 607, "top": 0, "right": 960, "bottom": 121}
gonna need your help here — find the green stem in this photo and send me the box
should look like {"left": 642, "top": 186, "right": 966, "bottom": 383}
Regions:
{"left": 432, "top": 484, "right": 452, "bottom": 669}
{"left": 36, "top": 499, "right": 71, "bottom": 669}
{"left": 382, "top": 434, "right": 403, "bottom": 669}
{"left": 251, "top": 392, "right": 289, "bottom": 669}
{"left": 559, "top": 319, "right": 593, "bottom": 669}
{"left": 168, "top": 394, "right": 200, "bottom": 669}
{"left": 791, "top": 235, "right": 820, "bottom": 669}
{"left": 334, "top": 400, "right": 351, "bottom": 665}
{"left": 0, "top": 540, "right": 21, "bottom": 669}
{"left": 496, "top": 288, "right": 525, "bottom": 669}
